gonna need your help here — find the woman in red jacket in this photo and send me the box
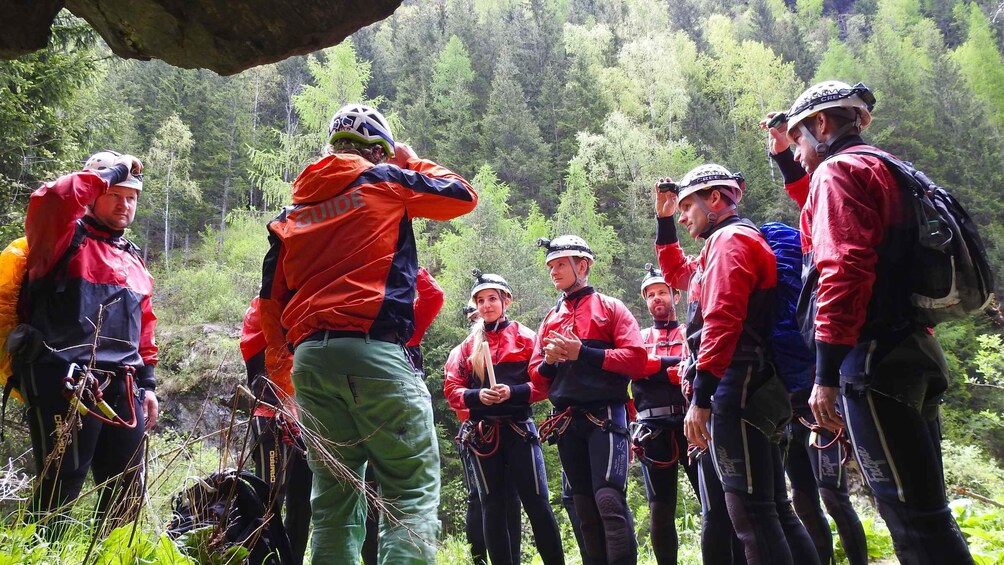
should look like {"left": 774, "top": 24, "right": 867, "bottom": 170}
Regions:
{"left": 444, "top": 271, "right": 564, "bottom": 565}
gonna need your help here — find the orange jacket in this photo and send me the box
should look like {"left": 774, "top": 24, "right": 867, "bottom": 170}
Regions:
{"left": 260, "top": 152, "right": 476, "bottom": 375}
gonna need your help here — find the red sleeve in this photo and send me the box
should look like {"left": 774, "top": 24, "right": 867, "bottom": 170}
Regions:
{"left": 443, "top": 344, "right": 470, "bottom": 413}
{"left": 406, "top": 267, "right": 445, "bottom": 347}
{"left": 269, "top": 349, "right": 295, "bottom": 398}
{"left": 396, "top": 158, "right": 478, "bottom": 221}
{"left": 696, "top": 229, "right": 773, "bottom": 378}
{"left": 599, "top": 299, "right": 648, "bottom": 376}
{"left": 655, "top": 242, "right": 699, "bottom": 292}
{"left": 25, "top": 171, "right": 107, "bottom": 281}
{"left": 634, "top": 354, "right": 663, "bottom": 380}
{"left": 806, "top": 158, "right": 885, "bottom": 346}
{"left": 241, "top": 297, "right": 268, "bottom": 361}
{"left": 785, "top": 175, "right": 809, "bottom": 210}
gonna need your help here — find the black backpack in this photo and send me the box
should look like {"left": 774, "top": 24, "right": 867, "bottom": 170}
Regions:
{"left": 167, "top": 468, "right": 294, "bottom": 565}
{"left": 845, "top": 150, "right": 996, "bottom": 326}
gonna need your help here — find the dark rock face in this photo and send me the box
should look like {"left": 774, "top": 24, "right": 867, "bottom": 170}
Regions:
{"left": 3, "top": 0, "right": 403, "bottom": 75}
{"left": 0, "top": 0, "right": 66, "bottom": 58}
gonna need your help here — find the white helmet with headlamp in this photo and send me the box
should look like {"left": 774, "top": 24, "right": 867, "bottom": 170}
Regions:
{"left": 676, "top": 164, "right": 745, "bottom": 205}
{"left": 536, "top": 235, "right": 595, "bottom": 265}
{"left": 784, "top": 80, "right": 875, "bottom": 157}
{"left": 470, "top": 269, "right": 513, "bottom": 300}
{"left": 84, "top": 150, "right": 143, "bottom": 191}
{"left": 640, "top": 263, "right": 670, "bottom": 298}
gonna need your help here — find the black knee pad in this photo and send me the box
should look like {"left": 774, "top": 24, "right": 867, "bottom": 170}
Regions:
{"left": 595, "top": 487, "right": 637, "bottom": 564}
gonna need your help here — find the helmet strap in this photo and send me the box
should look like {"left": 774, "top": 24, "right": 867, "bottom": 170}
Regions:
{"left": 562, "top": 257, "right": 588, "bottom": 293}
{"left": 694, "top": 194, "right": 736, "bottom": 238}
{"left": 800, "top": 117, "right": 860, "bottom": 158}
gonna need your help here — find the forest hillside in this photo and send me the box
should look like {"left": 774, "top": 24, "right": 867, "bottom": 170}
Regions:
{"left": 2, "top": 0, "right": 1004, "bottom": 562}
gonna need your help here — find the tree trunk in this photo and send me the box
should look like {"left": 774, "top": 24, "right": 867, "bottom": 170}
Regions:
{"left": 163, "top": 151, "right": 175, "bottom": 267}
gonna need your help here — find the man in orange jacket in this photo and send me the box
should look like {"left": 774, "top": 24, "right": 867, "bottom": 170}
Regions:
{"left": 259, "top": 104, "right": 477, "bottom": 564}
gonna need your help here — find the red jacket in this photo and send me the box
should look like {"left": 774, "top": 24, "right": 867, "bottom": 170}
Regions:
{"left": 528, "top": 287, "right": 646, "bottom": 409}
{"left": 444, "top": 319, "right": 544, "bottom": 419}
{"left": 241, "top": 297, "right": 268, "bottom": 362}
{"left": 443, "top": 344, "right": 470, "bottom": 423}
{"left": 656, "top": 215, "right": 776, "bottom": 407}
{"left": 775, "top": 138, "right": 916, "bottom": 386}
{"left": 241, "top": 297, "right": 293, "bottom": 418}
{"left": 407, "top": 267, "right": 444, "bottom": 348}
{"left": 631, "top": 321, "right": 687, "bottom": 415}
{"left": 260, "top": 153, "right": 476, "bottom": 376}
{"left": 24, "top": 169, "right": 158, "bottom": 388}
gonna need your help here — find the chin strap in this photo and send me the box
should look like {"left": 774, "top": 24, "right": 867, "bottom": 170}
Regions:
{"left": 695, "top": 197, "right": 737, "bottom": 239}
{"left": 561, "top": 257, "right": 589, "bottom": 293}
{"left": 799, "top": 117, "right": 862, "bottom": 157}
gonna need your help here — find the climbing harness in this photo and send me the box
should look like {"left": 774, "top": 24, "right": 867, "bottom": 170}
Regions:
{"left": 539, "top": 406, "right": 629, "bottom": 445}
{"left": 630, "top": 421, "right": 681, "bottom": 469}
{"left": 539, "top": 407, "right": 574, "bottom": 444}
{"left": 62, "top": 362, "right": 138, "bottom": 428}
{"left": 457, "top": 419, "right": 501, "bottom": 458}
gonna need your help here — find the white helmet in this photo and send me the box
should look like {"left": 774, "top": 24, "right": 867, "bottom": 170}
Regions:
{"left": 84, "top": 150, "right": 143, "bottom": 191}
{"left": 327, "top": 104, "right": 395, "bottom": 158}
{"left": 677, "top": 164, "right": 744, "bottom": 204}
{"left": 470, "top": 269, "right": 513, "bottom": 300}
{"left": 640, "top": 263, "right": 669, "bottom": 298}
{"left": 538, "top": 235, "right": 595, "bottom": 264}
{"left": 785, "top": 80, "right": 875, "bottom": 133}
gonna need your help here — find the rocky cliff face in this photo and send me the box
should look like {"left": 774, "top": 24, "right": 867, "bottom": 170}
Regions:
{"left": 3, "top": 0, "right": 403, "bottom": 75}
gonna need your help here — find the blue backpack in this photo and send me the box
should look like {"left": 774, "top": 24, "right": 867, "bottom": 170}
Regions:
{"left": 759, "top": 222, "right": 814, "bottom": 392}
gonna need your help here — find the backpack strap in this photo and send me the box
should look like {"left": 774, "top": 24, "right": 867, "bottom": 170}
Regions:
{"left": 53, "top": 220, "right": 91, "bottom": 294}
{"left": 21, "top": 218, "right": 142, "bottom": 314}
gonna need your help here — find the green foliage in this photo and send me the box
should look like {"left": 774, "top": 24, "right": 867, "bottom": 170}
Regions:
{"left": 974, "top": 333, "right": 1004, "bottom": 387}
{"left": 554, "top": 162, "right": 625, "bottom": 294}
{"left": 145, "top": 113, "right": 201, "bottom": 263}
{"left": 429, "top": 36, "right": 481, "bottom": 176}
{"left": 172, "top": 527, "right": 249, "bottom": 564}
{"left": 952, "top": 499, "right": 1004, "bottom": 563}
{"left": 294, "top": 41, "right": 374, "bottom": 135}
{"left": 951, "top": 3, "right": 1004, "bottom": 130}
{"left": 152, "top": 211, "right": 267, "bottom": 328}
{"left": 94, "top": 526, "right": 196, "bottom": 564}
{"left": 0, "top": 12, "right": 104, "bottom": 241}
{"left": 942, "top": 439, "right": 1004, "bottom": 497}
{"left": 858, "top": 516, "right": 896, "bottom": 560}
{"left": 6, "top": 0, "right": 1004, "bottom": 559}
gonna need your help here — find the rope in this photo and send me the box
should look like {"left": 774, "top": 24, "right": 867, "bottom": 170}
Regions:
{"left": 63, "top": 363, "right": 138, "bottom": 428}
{"left": 798, "top": 416, "right": 853, "bottom": 466}
{"left": 630, "top": 424, "right": 680, "bottom": 469}
{"left": 456, "top": 419, "right": 501, "bottom": 458}
{"left": 538, "top": 407, "right": 574, "bottom": 443}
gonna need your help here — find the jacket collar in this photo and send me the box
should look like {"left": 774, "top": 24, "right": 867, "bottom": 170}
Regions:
{"left": 484, "top": 318, "right": 511, "bottom": 333}
{"left": 827, "top": 134, "right": 866, "bottom": 158}
{"left": 82, "top": 214, "right": 124, "bottom": 238}
{"left": 653, "top": 319, "right": 679, "bottom": 330}
{"left": 563, "top": 286, "right": 595, "bottom": 303}
{"left": 704, "top": 213, "right": 743, "bottom": 238}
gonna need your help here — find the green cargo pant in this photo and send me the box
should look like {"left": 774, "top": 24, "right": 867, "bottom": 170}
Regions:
{"left": 291, "top": 335, "right": 440, "bottom": 564}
